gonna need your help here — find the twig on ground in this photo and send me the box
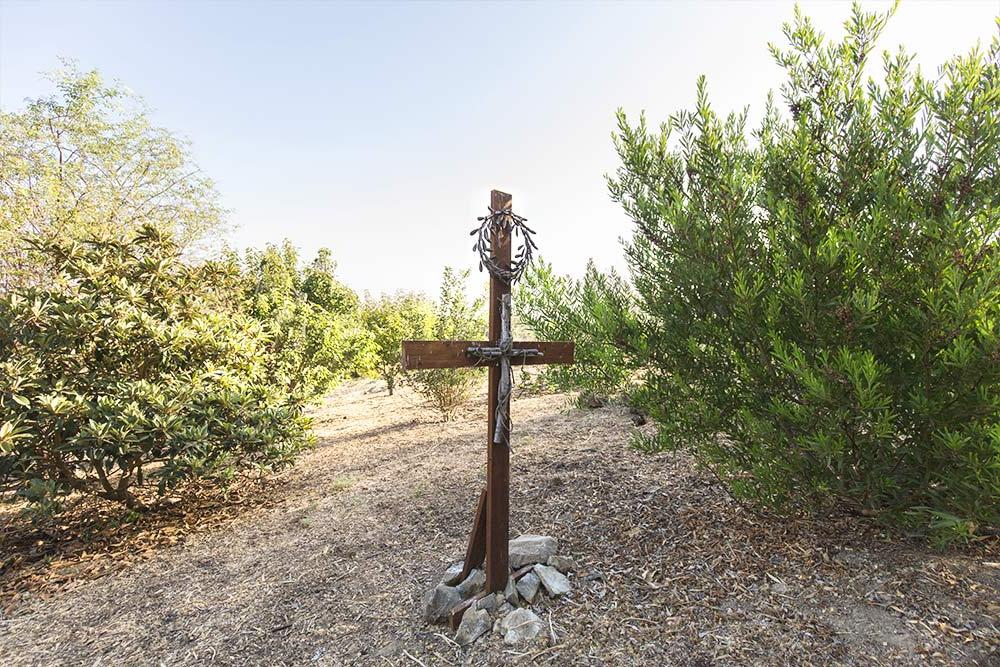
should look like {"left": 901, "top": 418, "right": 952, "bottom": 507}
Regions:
{"left": 402, "top": 649, "right": 427, "bottom": 667}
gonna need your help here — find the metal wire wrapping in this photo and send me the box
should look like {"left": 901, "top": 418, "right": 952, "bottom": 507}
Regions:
{"left": 466, "top": 207, "right": 541, "bottom": 447}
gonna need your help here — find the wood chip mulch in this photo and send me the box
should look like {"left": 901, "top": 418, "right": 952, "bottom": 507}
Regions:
{"left": 0, "top": 379, "right": 997, "bottom": 666}
{"left": 0, "top": 475, "right": 283, "bottom": 613}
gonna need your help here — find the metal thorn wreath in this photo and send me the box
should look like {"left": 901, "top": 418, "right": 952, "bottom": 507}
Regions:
{"left": 470, "top": 206, "right": 537, "bottom": 285}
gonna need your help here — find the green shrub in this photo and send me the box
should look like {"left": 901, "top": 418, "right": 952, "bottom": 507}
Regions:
{"left": 518, "top": 258, "right": 647, "bottom": 404}
{"left": 360, "top": 293, "right": 435, "bottom": 395}
{"left": 608, "top": 5, "right": 1000, "bottom": 535}
{"left": 409, "top": 268, "right": 486, "bottom": 420}
{"left": 0, "top": 225, "right": 311, "bottom": 514}
{"left": 302, "top": 248, "right": 359, "bottom": 315}
{"left": 241, "top": 241, "right": 366, "bottom": 399}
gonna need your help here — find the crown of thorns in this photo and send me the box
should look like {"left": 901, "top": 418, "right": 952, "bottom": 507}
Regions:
{"left": 470, "top": 206, "right": 537, "bottom": 284}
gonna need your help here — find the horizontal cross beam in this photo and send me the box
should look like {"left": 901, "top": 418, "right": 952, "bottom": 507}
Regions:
{"left": 400, "top": 340, "right": 574, "bottom": 370}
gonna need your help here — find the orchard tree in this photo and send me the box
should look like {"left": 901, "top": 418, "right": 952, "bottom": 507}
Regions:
{"left": 241, "top": 241, "right": 364, "bottom": 399}
{"left": 303, "top": 248, "right": 358, "bottom": 315}
{"left": 0, "top": 62, "right": 224, "bottom": 289}
{"left": 409, "top": 268, "right": 486, "bottom": 419}
{"left": 361, "top": 293, "right": 435, "bottom": 395}
{"left": 518, "top": 258, "right": 647, "bottom": 403}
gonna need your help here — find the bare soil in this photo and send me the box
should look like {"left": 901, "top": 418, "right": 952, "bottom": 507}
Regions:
{"left": 1, "top": 380, "right": 997, "bottom": 666}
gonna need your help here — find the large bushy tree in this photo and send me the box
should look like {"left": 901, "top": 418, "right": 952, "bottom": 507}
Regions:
{"left": 608, "top": 4, "right": 1000, "bottom": 536}
{"left": 0, "top": 67, "right": 368, "bottom": 518}
{"left": 0, "top": 226, "right": 310, "bottom": 514}
{"left": 0, "top": 63, "right": 225, "bottom": 290}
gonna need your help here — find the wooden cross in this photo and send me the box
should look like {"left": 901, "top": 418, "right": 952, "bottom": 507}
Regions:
{"left": 401, "top": 189, "right": 574, "bottom": 599}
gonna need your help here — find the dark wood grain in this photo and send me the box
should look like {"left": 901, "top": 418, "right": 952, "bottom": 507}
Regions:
{"left": 485, "top": 189, "right": 512, "bottom": 594}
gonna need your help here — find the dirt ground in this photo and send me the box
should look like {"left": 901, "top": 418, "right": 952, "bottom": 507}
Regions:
{"left": 0, "top": 380, "right": 997, "bottom": 666}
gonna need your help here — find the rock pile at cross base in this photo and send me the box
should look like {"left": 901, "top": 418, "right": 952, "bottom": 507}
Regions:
{"left": 420, "top": 534, "right": 576, "bottom": 647}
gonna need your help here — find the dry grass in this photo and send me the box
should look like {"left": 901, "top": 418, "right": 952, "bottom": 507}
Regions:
{"left": 0, "top": 379, "right": 997, "bottom": 666}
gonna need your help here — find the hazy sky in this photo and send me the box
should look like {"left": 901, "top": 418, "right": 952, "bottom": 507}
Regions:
{"left": 1, "top": 0, "right": 997, "bottom": 296}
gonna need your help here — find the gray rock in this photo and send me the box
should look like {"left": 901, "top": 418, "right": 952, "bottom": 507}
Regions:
{"left": 500, "top": 608, "right": 544, "bottom": 645}
{"left": 508, "top": 534, "right": 558, "bottom": 568}
{"left": 547, "top": 555, "right": 577, "bottom": 572}
{"left": 455, "top": 607, "right": 491, "bottom": 646}
{"left": 421, "top": 584, "right": 461, "bottom": 623}
{"left": 503, "top": 576, "right": 519, "bottom": 606}
{"left": 497, "top": 602, "right": 514, "bottom": 616}
{"left": 440, "top": 562, "right": 464, "bottom": 586}
{"left": 533, "top": 563, "right": 572, "bottom": 597}
{"left": 476, "top": 593, "right": 501, "bottom": 611}
{"left": 456, "top": 569, "right": 486, "bottom": 599}
{"left": 515, "top": 571, "right": 541, "bottom": 603}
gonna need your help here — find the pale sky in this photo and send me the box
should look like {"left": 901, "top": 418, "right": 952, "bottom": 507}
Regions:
{"left": 1, "top": 0, "right": 997, "bottom": 296}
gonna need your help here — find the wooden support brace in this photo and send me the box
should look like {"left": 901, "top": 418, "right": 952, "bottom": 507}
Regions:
{"left": 460, "top": 487, "right": 487, "bottom": 579}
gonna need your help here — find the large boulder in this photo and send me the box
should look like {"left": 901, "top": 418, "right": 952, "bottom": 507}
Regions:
{"left": 508, "top": 534, "right": 558, "bottom": 568}
{"left": 421, "top": 584, "right": 460, "bottom": 623}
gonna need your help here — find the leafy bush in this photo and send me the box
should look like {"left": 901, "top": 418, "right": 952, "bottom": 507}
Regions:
{"left": 240, "top": 241, "right": 366, "bottom": 399}
{"left": 0, "top": 226, "right": 311, "bottom": 514}
{"left": 360, "top": 293, "right": 435, "bottom": 395}
{"left": 302, "top": 248, "right": 359, "bottom": 315}
{"left": 607, "top": 4, "right": 1000, "bottom": 534}
{"left": 518, "top": 258, "right": 647, "bottom": 404}
{"left": 409, "top": 268, "right": 486, "bottom": 420}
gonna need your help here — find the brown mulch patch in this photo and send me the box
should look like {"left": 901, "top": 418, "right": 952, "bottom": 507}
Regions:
{"left": 0, "top": 476, "right": 283, "bottom": 613}
{"left": 0, "top": 379, "right": 997, "bottom": 666}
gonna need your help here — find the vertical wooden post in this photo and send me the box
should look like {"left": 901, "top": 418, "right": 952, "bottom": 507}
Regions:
{"left": 485, "top": 189, "right": 512, "bottom": 592}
